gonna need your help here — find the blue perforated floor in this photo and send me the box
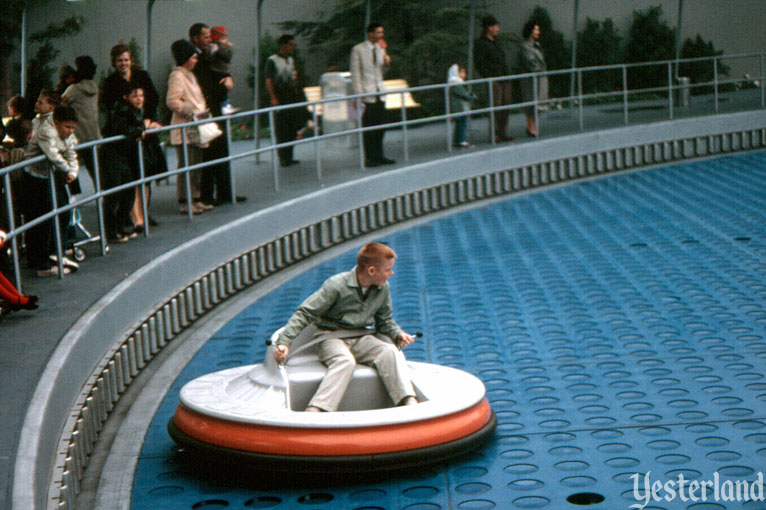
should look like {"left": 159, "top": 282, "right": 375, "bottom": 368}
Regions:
{"left": 131, "top": 152, "right": 766, "bottom": 510}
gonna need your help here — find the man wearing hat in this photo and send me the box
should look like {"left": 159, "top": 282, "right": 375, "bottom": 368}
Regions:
{"left": 474, "top": 15, "right": 514, "bottom": 143}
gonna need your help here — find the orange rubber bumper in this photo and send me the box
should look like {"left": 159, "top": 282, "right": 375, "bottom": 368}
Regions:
{"left": 173, "top": 398, "right": 494, "bottom": 456}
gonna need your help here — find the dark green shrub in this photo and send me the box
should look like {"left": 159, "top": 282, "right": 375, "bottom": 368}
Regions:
{"left": 576, "top": 17, "right": 622, "bottom": 94}
{"left": 624, "top": 6, "right": 674, "bottom": 91}
{"left": 25, "top": 15, "right": 84, "bottom": 113}
{"left": 679, "top": 34, "right": 730, "bottom": 94}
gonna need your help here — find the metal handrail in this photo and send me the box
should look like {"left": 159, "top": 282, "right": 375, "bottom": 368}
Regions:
{"left": 2, "top": 52, "right": 764, "bottom": 290}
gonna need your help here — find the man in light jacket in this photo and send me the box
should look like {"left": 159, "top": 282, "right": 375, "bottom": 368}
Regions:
{"left": 350, "top": 22, "right": 395, "bottom": 167}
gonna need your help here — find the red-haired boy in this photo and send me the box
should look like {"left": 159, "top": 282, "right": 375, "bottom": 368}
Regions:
{"left": 275, "top": 242, "right": 418, "bottom": 412}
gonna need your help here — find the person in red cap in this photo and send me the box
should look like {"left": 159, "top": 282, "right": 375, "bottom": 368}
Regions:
{"left": 210, "top": 25, "right": 239, "bottom": 115}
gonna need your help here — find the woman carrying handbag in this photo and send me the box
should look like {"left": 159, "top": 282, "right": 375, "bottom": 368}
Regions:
{"left": 166, "top": 40, "right": 221, "bottom": 215}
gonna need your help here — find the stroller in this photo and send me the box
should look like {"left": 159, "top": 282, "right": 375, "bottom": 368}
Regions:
{"left": 64, "top": 181, "right": 105, "bottom": 262}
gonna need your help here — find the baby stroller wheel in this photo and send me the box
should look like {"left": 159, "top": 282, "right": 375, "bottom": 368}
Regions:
{"left": 73, "top": 246, "right": 86, "bottom": 262}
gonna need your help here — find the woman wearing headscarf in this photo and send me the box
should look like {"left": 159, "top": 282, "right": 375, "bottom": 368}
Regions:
{"left": 166, "top": 39, "right": 213, "bottom": 215}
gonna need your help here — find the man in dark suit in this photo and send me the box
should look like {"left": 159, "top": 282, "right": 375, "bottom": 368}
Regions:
{"left": 189, "top": 22, "right": 246, "bottom": 205}
{"left": 474, "top": 15, "right": 515, "bottom": 143}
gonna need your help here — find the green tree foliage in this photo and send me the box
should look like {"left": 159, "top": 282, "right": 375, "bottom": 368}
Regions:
{"left": 576, "top": 17, "right": 622, "bottom": 94}
{"left": 624, "top": 5, "right": 675, "bottom": 91}
{"left": 280, "top": 0, "right": 479, "bottom": 116}
{"left": 0, "top": 0, "right": 26, "bottom": 107}
{"left": 679, "top": 34, "right": 729, "bottom": 93}
{"left": 25, "top": 15, "right": 84, "bottom": 113}
{"left": 525, "top": 6, "right": 570, "bottom": 98}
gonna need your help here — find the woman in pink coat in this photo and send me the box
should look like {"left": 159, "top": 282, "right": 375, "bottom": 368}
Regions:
{"left": 166, "top": 39, "right": 213, "bottom": 215}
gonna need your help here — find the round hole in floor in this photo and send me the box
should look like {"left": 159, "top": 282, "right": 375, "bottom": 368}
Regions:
{"left": 566, "top": 492, "right": 605, "bottom": 505}
{"left": 298, "top": 492, "right": 334, "bottom": 504}
{"left": 192, "top": 500, "right": 229, "bottom": 509}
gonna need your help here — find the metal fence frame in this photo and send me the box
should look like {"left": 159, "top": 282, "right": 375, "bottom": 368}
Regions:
{"left": 2, "top": 52, "right": 764, "bottom": 290}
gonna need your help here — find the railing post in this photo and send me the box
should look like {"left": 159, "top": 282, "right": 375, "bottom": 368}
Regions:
{"left": 92, "top": 145, "right": 107, "bottom": 255}
{"left": 181, "top": 128, "right": 193, "bottom": 219}
{"left": 137, "top": 139, "right": 148, "bottom": 236}
{"left": 48, "top": 168, "right": 65, "bottom": 279}
{"left": 401, "top": 91, "right": 409, "bottom": 161}
{"left": 622, "top": 65, "right": 629, "bottom": 124}
{"left": 761, "top": 53, "right": 765, "bottom": 108}
{"left": 488, "top": 79, "right": 495, "bottom": 145}
{"left": 3, "top": 171, "right": 22, "bottom": 291}
{"left": 313, "top": 104, "right": 321, "bottom": 181}
{"left": 714, "top": 57, "right": 719, "bottom": 113}
{"left": 225, "top": 117, "right": 235, "bottom": 204}
{"left": 668, "top": 62, "right": 674, "bottom": 120}
{"left": 268, "top": 110, "right": 280, "bottom": 191}
{"left": 445, "top": 84, "right": 452, "bottom": 152}
{"left": 533, "top": 75, "right": 539, "bottom": 137}
{"left": 356, "top": 99, "right": 365, "bottom": 169}
{"left": 578, "top": 70, "right": 584, "bottom": 130}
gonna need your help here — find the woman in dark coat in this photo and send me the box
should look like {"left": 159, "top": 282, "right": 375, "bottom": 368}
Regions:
{"left": 102, "top": 43, "right": 166, "bottom": 229}
{"left": 102, "top": 43, "right": 160, "bottom": 124}
{"left": 101, "top": 82, "right": 145, "bottom": 243}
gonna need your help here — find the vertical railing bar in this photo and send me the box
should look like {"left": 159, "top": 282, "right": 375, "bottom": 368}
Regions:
{"left": 181, "top": 127, "right": 193, "bottom": 219}
{"left": 668, "top": 62, "right": 674, "bottom": 120}
{"left": 578, "top": 70, "right": 584, "bottom": 130}
{"left": 401, "top": 91, "right": 409, "bottom": 161}
{"left": 760, "top": 53, "right": 765, "bottom": 109}
{"left": 760, "top": 53, "right": 765, "bottom": 108}
{"left": 533, "top": 74, "right": 539, "bottom": 137}
{"left": 92, "top": 145, "right": 107, "bottom": 256}
{"left": 714, "top": 56, "right": 719, "bottom": 113}
{"left": 356, "top": 98, "right": 365, "bottom": 169}
{"left": 3, "top": 171, "right": 22, "bottom": 291}
{"left": 225, "top": 116, "right": 235, "bottom": 204}
{"left": 137, "top": 139, "right": 148, "bottom": 236}
{"left": 488, "top": 78, "right": 495, "bottom": 145}
{"left": 313, "top": 103, "right": 321, "bottom": 180}
{"left": 268, "top": 109, "right": 280, "bottom": 191}
{"left": 48, "top": 167, "right": 65, "bottom": 279}
{"left": 622, "top": 65, "right": 629, "bottom": 124}
{"left": 445, "top": 84, "right": 452, "bottom": 152}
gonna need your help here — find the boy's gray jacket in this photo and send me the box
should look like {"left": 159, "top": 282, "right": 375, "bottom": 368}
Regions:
{"left": 277, "top": 266, "right": 403, "bottom": 347}
{"left": 23, "top": 113, "right": 79, "bottom": 179}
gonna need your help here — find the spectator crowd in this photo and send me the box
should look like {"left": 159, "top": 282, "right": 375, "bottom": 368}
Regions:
{"left": 1, "top": 14, "right": 544, "bottom": 316}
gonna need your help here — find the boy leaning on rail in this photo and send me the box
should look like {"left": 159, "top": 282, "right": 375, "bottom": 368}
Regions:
{"left": 21, "top": 104, "right": 81, "bottom": 277}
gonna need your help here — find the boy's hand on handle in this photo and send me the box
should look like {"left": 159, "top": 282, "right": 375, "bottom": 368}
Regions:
{"left": 273, "top": 344, "right": 289, "bottom": 363}
{"left": 397, "top": 332, "right": 415, "bottom": 349}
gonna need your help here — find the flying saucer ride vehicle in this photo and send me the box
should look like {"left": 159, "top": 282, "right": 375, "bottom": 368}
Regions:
{"left": 169, "top": 326, "right": 497, "bottom": 471}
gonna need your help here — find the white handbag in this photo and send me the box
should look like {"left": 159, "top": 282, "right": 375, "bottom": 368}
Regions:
{"left": 188, "top": 112, "right": 223, "bottom": 146}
